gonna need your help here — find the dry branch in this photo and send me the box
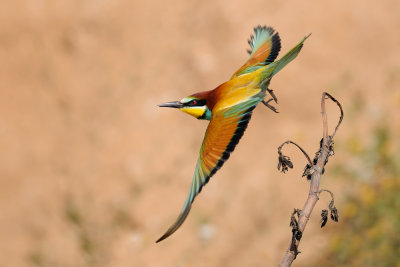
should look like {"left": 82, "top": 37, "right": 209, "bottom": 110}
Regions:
{"left": 278, "top": 92, "right": 343, "bottom": 267}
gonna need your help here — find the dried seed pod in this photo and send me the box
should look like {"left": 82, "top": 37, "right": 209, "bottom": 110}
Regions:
{"left": 278, "top": 154, "right": 293, "bottom": 173}
{"left": 320, "top": 209, "right": 328, "bottom": 227}
{"left": 330, "top": 207, "right": 339, "bottom": 222}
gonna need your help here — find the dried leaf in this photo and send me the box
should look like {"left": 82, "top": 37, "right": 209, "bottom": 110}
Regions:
{"left": 320, "top": 209, "right": 328, "bottom": 227}
{"left": 278, "top": 154, "right": 293, "bottom": 173}
{"left": 330, "top": 207, "right": 339, "bottom": 222}
{"left": 290, "top": 209, "right": 298, "bottom": 227}
{"left": 302, "top": 163, "right": 314, "bottom": 180}
{"left": 289, "top": 209, "right": 302, "bottom": 241}
{"left": 328, "top": 138, "right": 335, "bottom": 156}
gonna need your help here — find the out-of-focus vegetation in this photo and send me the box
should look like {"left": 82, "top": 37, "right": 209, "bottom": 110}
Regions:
{"left": 312, "top": 121, "right": 400, "bottom": 266}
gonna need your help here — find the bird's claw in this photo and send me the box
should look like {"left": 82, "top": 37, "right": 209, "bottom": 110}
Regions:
{"left": 262, "top": 98, "right": 279, "bottom": 113}
{"left": 266, "top": 88, "right": 278, "bottom": 104}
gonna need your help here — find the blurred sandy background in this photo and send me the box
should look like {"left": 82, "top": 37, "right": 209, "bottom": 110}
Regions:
{"left": 1, "top": 0, "right": 400, "bottom": 266}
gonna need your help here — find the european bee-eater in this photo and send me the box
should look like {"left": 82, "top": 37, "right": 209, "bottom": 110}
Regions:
{"left": 157, "top": 26, "right": 310, "bottom": 242}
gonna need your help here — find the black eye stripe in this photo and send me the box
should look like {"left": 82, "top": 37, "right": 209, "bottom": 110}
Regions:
{"left": 184, "top": 99, "right": 206, "bottom": 107}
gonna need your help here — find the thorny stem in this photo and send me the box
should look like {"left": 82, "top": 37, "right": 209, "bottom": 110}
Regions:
{"left": 278, "top": 92, "right": 343, "bottom": 267}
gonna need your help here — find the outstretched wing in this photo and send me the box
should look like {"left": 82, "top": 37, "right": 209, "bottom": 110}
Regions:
{"left": 156, "top": 98, "right": 261, "bottom": 242}
{"left": 231, "top": 26, "right": 281, "bottom": 78}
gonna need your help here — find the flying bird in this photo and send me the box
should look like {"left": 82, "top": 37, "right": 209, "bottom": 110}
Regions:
{"left": 157, "top": 26, "right": 310, "bottom": 242}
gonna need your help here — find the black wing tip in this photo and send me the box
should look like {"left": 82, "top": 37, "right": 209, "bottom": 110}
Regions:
{"left": 156, "top": 234, "right": 168, "bottom": 243}
{"left": 247, "top": 25, "right": 281, "bottom": 62}
{"left": 155, "top": 228, "right": 177, "bottom": 243}
{"left": 265, "top": 31, "right": 281, "bottom": 64}
{"left": 254, "top": 25, "right": 275, "bottom": 35}
{"left": 155, "top": 202, "right": 193, "bottom": 243}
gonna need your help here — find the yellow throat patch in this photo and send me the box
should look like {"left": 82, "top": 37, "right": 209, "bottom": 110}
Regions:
{"left": 180, "top": 106, "right": 206, "bottom": 118}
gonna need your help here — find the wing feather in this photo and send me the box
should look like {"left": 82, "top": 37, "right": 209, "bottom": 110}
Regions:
{"left": 232, "top": 26, "right": 281, "bottom": 78}
{"left": 156, "top": 100, "right": 258, "bottom": 242}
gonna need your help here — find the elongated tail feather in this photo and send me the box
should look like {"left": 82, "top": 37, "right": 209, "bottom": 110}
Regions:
{"left": 262, "top": 33, "right": 311, "bottom": 80}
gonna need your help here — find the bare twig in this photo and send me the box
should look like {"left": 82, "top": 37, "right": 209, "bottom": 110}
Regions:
{"left": 323, "top": 92, "right": 344, "bottom": 139}
{"left": 319, "top": 188, "right": 334, "bottom": 200}
{"left": 278, "top": 92, "right": 343, "bottom": 267}
{"left": 278, "top": 141, "right": 313, "bottom": 167}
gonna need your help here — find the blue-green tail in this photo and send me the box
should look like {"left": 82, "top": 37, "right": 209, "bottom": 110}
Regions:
{"left": 261, "top": 33, "right": 311, "bottom": 81}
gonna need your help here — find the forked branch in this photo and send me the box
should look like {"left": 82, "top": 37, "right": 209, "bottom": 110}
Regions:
{"left": 278, "top": 92, "right": 343, "bottom": 267}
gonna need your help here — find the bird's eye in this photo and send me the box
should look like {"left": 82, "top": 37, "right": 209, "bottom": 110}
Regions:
{"left": 189, "top": 100, "right": 197, "bottom": 106}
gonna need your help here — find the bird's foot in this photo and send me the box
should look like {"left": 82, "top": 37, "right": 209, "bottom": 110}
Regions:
{"left": 266, "top": 88, "right": 278, "bottom": 104}
{"left": 262, "top": 98, "right": 279, "bottom": 113}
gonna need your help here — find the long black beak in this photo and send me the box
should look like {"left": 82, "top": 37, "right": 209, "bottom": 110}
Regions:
{"left": 158, "top": 101, "right": 183, "bottom": 108}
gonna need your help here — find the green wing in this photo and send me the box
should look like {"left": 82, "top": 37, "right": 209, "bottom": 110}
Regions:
{"left": 156, "top": 98, "right": 261, "bottom": 242}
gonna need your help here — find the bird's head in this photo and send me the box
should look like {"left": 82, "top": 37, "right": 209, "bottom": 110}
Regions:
{"left": 158, "top": 95, "right": 212, "bottom": 120}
